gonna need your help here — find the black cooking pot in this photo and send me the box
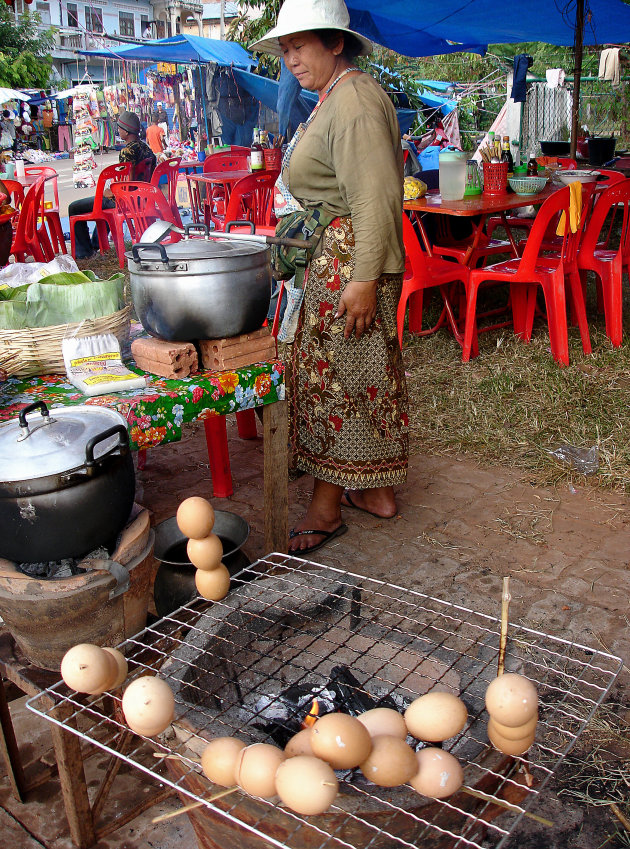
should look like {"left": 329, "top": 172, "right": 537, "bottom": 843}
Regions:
{"left": 0, "top": 401, "right": 135, "bottom": 563}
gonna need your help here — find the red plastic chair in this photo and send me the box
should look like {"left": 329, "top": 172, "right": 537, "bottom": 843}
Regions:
{"left": 398, "top": 213, "right": 475, "bottom": 355}
{"left": 11, "top": 175, "right": 54, "bottom": 262}
{"left": 110, "top": 182, "right": 182, "bottom": 245}
{"left": 465, "top": 186, "right": 591, "bottom": 365}
{"left": 151, "top": 156, "right": 183, "bottom": 227}
{"left": 200, "top": 150, "right": 251, "bottom": 227}
{"left": 69, "top": 162, "right": 132, "bottom": 268}
{"left": 23, "top": 165, "right": 66, "bottom": 254}
{"left": 576, "top": 178, "right": 630, "bottom": 348}
{"left": 219, "top": 172, "right": 278, "bottom": 232}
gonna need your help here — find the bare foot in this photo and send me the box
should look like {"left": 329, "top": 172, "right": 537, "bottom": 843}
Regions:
{"left": 341, "top": 488, "right": 398, "bottom": 519}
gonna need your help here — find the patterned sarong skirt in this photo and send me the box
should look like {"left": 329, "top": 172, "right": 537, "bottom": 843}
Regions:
{"left": 286, "top": 216, "right": 409, "bottom": 488}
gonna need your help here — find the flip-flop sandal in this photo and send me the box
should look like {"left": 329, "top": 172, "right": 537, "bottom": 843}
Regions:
{"left": 288, "top": 523, "right": 348, "bottom": 555}
{"left": 341, "top": 490, "right": 394, "bottom": 519}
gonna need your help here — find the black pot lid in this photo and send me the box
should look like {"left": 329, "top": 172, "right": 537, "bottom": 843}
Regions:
{"left": 0, "top": 405, "right": 128, "bottom": 482}
{"left": 128, "top": 235, "right": 268, "bottom": 263}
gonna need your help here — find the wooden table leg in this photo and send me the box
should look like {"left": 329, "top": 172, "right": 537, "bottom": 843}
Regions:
{"left": 48, "top": 702, "right": 96, "bottom": 849}
{"left": 0, "top": 678, "right": 26, "bottom": 801}
{"left": 263, "top": 400, "right": 288, "bottom": 553}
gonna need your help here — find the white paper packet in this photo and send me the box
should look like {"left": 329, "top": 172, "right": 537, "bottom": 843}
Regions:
{"left": 62, "top": 333, "right": 147, "bottom": 396}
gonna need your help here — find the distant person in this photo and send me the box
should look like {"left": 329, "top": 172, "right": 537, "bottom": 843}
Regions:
{"left": 68, "top": 110, "right": 156, "bottom": 258}
{"left": 156, "top": 103, "right": 169, "bottom": 138}
{"left": 0, "top": 110, "right": 16, "bottom": 151}
{"left": 146, "top": 114, "right": 166, "bottom": 155}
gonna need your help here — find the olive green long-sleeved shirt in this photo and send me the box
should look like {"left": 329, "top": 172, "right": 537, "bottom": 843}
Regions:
{"left": 288, "top": 73, "right": 404, "bottom": 282}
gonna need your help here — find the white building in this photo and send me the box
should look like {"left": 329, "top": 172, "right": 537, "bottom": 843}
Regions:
{"left": 182, "top": 2, "right": 239, "bottom": 38}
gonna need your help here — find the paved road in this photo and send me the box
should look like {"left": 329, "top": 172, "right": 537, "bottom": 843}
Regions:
{"left": 53, "top": 150, "right": 119, "bottom": 217}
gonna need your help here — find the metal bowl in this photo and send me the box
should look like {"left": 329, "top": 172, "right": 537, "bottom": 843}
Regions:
{"left": 154, "top": 511, "right": 250, "bottom": 566}
{"left": 556, "top": 169, "right": 600, "bottom": 185}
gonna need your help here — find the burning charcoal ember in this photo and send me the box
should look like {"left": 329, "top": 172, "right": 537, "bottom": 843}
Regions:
{"left": 17, "top": 545, "right": 110, "bottom": 579}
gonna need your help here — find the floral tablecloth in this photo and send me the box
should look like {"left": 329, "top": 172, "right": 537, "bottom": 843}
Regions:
{"left": 0, "top": 336, "right": 285, "bottom": 451}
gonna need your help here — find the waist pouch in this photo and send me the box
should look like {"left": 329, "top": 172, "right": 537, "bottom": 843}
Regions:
{"left": 271, "top": 208, "right": 335, "bottom": 286}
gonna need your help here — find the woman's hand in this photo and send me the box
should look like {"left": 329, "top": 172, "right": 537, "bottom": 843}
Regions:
{"left": 336, "top": 280, "right": 377, "bottom": 340}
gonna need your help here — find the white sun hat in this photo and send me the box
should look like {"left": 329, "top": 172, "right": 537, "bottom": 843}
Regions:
{"left": 249, "top": 0, "right": 373, "bottom": 57}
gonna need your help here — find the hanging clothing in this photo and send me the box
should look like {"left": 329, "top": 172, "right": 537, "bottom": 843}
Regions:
{"left": 599, "top": 48, "right": 621, "bottom": 86}
{"left": 545, "top": 68, "right": 566, "bottom": 88}
{"left": 511, "top": 54, "right": 533, "bottom": 102}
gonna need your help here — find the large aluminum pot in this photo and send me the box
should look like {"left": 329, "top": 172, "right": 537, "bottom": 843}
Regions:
{"left": 126, "top": 229, "right": 273, "bottom": 341}
{"left": 0, "top": 401, "right": 135, "bottom": 563}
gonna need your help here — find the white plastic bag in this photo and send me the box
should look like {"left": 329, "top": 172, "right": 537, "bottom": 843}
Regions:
{"left": 62, "top": 333, "right": 147, "bottom": 396}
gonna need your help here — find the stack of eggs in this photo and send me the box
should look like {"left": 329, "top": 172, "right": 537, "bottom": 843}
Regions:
{"left": 199, "top": 691, "right": 470, "bottom": 817}
{"left": 176, "top": 496, "right": 231, "bottom": 601}
{"left": 485, "top": 673, "right": 539, "bottom": 756}
{"left": 60, "top": 643, "right": 128, "bottom": 695}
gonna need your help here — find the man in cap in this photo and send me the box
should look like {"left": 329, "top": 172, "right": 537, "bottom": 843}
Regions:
{"left": 68, "top": 110, "right": 156, "bottom": 259}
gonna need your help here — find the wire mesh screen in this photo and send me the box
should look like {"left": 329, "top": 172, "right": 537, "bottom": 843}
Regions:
{"left": 521, "top": 79, "right": 630, "bottom": 158}
{"left": 27, "top": 554, "right": 622, "bottom": 849}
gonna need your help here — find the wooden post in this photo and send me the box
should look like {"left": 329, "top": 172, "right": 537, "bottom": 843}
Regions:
{"left": 263, "top": 400, "right": 288, "bottom": 553}
{"left": 570, "top": 0, "right": 585, "bottom": 160}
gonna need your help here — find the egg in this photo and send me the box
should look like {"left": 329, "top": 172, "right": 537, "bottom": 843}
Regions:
{"left": 485, "top": 673, "right": 538, "bottom": 727}
{"left": 310, "top": 713, "right": 372, "bottom": 770}
{"left": 487, "top": 719, "right": 536, "bottom": 756}
{"left": 359, "top": 735, "right": 418, "bottom": 787}
{"left": 404, "top": 692, "right": 468, "bottom": 742}
{"left": 285, "top": 728, "right": 315, "bottom": 757}
{"left": 195, "top": 564, "right": 230, "bottom": 600}
{"left": 187, "top": 533, "right": 223, "bottom": 571}
{"left": 60, "top": 644, "right": 111, "bottom": 694}
{"left": 409, "top": 747, "right": 463, "bottom": 799}
{"left": 489, "top": 712, "right": 538, "bottom": 741}
{"left": 101, "top": 647, "right": 128, "bottom": 690}
{"left": 90, "top": 648, "right": 120, "bottom": 694}
{"left": 357, "top": 707, "right": 408, "bottom": 740}
{"left": 176, "top": 496, "right": 215, "bottom": 540}
{"left": 234, "top": 743, "right": 286, "bottom": 798}
{"left": 201, "top": 737, "right": 246, "bottom": 787}
{"left": 275, "top": 755, "right": 338, "bottom": 815}
{"left": 122, "top": 676, "right": 175, "bottom": 736}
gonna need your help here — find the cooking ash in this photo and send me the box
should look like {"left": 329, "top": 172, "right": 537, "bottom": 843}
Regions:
{"left": 17, "top": 546, "right": 110, "bottom": 579}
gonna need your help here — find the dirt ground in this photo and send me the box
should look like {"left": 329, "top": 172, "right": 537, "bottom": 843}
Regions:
{"left": 1, "top": 416, "right": 629, "bottom": 849}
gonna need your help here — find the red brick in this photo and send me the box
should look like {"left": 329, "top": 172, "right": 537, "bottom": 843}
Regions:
{"left": 198, "top": 327, "right": 276, "bottom": 371}
{"left": 132, "top": 337, "right": 198, "bottom": 378}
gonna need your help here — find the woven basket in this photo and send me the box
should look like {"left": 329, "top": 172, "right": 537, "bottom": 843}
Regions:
{"left": 0, "top": 305, "right": 133, "bottom": 378}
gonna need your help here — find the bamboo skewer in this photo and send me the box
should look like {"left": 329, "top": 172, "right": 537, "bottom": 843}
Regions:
{"left": 152, "top": 786, "right": 239, "bottom": 823}
{"left": 461, "top": 786, "right": 553, "bottom": 827}
{"left": 497, "top": 576, "right": 511, "bottom": 676}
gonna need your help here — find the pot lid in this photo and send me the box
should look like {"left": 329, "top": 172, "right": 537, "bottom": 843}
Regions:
{"left": 0, "top": 404, "right": 129, "bottom": 482}
{"left": 128, "top": 236, "right": 267, "bottom": 263}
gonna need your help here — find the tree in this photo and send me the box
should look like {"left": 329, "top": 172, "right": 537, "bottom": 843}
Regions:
{"left": 0, "top": 5, "right": 53, "bottom": 89}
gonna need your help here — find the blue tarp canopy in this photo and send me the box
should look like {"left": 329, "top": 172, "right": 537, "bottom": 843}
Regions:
{"left": 346, "top": 0, "right": 630, "bottom": 57}
{"left": 232, "top": 67, "right": 418, "bottom": 136}
{"left": 79, "top": 34, "right": 253, "bottom": 68}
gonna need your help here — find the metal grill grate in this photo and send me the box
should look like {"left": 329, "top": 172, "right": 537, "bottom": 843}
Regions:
{"left": 26, "top": 554, "right": 622, "bottom": 849}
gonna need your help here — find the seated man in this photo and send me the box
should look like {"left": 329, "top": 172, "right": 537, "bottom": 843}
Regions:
{"left": 68, "top": 110, "right": 156, "bottom": 259}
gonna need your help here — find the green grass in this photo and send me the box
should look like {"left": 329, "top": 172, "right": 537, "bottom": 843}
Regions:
{"left": 403, "top": 282, "right": 630, "bottom": 493}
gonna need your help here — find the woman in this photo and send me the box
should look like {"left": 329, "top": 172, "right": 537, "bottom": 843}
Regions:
{"left": 252, "top": 0, "right": 408, "bottom": 555}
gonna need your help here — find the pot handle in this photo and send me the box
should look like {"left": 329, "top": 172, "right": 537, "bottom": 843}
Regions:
{"left": 17, "top": 400, "right": 55, "bottom": 441}
{"left": 18, "top": 400, "right": 50, "bottom": 429}
{"left": 225, "top": 220, "right": 256, "bottom": 234}
{"left": 131, "top": 243, "right": 170, "bottom": 267}
{"left": 85, "top": 425, "right": 130, "bottom": 474}
{"left": 184, "top": 222, "right": 209, "bottom": 238}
